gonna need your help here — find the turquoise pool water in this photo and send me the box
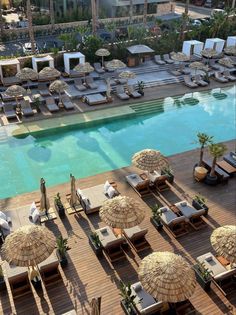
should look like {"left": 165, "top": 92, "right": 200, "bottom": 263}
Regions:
{"left": 1, "top": 86, "right": 235, "bottom": 199}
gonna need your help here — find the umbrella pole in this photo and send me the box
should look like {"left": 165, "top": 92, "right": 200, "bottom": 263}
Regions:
{"left": 27, "top": 80, "right": 31, "bottom": 94}
{"left": 102, "top": 56, "right": 104, "bottom": 68}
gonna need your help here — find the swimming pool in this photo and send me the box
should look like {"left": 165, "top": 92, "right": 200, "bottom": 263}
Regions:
{"left": 1, "top": 86, "right": 235, "bottom": 199}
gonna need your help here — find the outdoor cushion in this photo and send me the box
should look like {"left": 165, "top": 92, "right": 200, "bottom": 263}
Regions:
{"left": 0, "top": 211, "right": 7, "bottom": 221}
{"left": 197, "top": 252, "right": 226, "bottom": 276}
{"left": 107, "top": 186, "right": 116, "bottom": 198}
{"left": 133, "top": 282, "right": 142, "bottom": 292}
{"left": 175, "top": 201, "right": 198, "bottom": 218}
{"left": 30, "top": 202, "right": 37, "bottom": 215}
{"left": 180, "top": 201, "right": 187, "bottom": 207}
{"left": 160, "top": 207, "right": 178, "bottom": 225}
{"left": 104, "top": 180, "right": 111, "bottom": 194}
{"left": 168, "top": 216, "right": 186, "bottom": 226}
{"left": 32, "top": 209, "right": 40, "bottom": 223}
{"left": 205, "top": 255, "right": 213, "bottom": 262}
{"left": 160, "top": 207, "right": 168, "bottom": 213}
{"left": 0, "top": 218, "right": 10, "bottom": 230}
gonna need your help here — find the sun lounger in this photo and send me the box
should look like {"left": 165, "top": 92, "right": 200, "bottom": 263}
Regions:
{"left": 21, "top": 99, "right": 34, "bottom": 116}
{"left": 154, "top": 55, "right": 166, "bottom": 65}
{"left": 194, "top": 74, "right": 208, "bottom": 86}
{"left": 45, "top": 97, "right": 59, "bottom": 112}
{"left": 223, "top": 70, "right": 236, "bottom": 82}
{"left": 39, "top": 251, "right": 61, "bottom": 286}
{"left": 77, "top": 182, "right": 119, "bottom": 214}
{"left": 113, "top": 72, "right": 128, "bottom": 85}
{"left": 61, "top": 95, "right": 75, "bottom": 110}
{"left": 163, "top": 54, "right": 174, "bottom": 64}
{"left": 96, "top": 226, "right": 126, "bottom": 262}
{"left": 70, "top": 70, "right": 82, "bottom": 78}
{"left": 202, "top": 159, "right": 230, "bottom": 183}
{"left": 2, "top": 76, "right": 21, "bottom": 87}
{"left": 3, "top": 103, "right": 17, "bottom": 119}
{"left": 209, "top": 60, "right": 221, "bottom": 71}
{"left": 183, "top": 75, "right": 198, "bottom": 88}
{"left": 214, "top": 71, "right": 229, "bottom": 83}
{"left": 123, "top": 226, "right": 150, "bottom": 252}
{"left": 38, "top": 83, "right": 51, "bottom": 97}
{"left": 159, "top": 206, "right": 188, "bottom": 238}
{"left": 94, "top": 62, "right": 105, "bottom": 74}
{"left": 116, "top": 85, "right": 129, "bottom": 100}
{"left": 223, "top": 151, "right": 236, "bottom": 168}
{"left": 85, "top": 93, "right": 107, "bottom": 105}
{"left": 175, "top": 200, "right": 206, "bottom": 230}
{"left": 74, "top": 78, "right": 87, "bottom": 91}
{"left": 169, "top": 68, "right": 182, "bottom": 76}
{"left": 126, "top": 174, "right": 151, "bottom": 197}
{"left": 153, "top": 175, "right": 170, "bottom": 192}
{"left": 179, "top": 64, "right": 191, "bottom": 75}
{"left": 131, "top": 282, "right": 163, "bottom": 314}
{"left": 5, "top": 263, "right": 32, "bottom": 299}
{"left": 127, "top": 85, "right": 142, "bottom": 98}
{"left": 85, "top": 76, "right": 98, "bottom": 89}
{"left": 1, "top": 93, "right": 17, "bottom": 102}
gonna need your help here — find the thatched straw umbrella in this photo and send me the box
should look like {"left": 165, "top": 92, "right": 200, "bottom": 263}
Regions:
{"left": 49, "top": 80, "right": 68, "bottom": 105}
{"left": 74, "top": 62, "right": 94, "bottom": 81}
{"left": 100, "top": 195, "right": 145, "bottom": 229}
{"left": 16, "top": 68, "right": 38, "bottom": 93}
{"left": 105, "top": 59, "right": 126, "bottom": 71}
{"left": 119, "top": 70, "right": 136, "bottom": 79}
{"left": 138, "top": 251, "right": 196, "bottom": 303}
{"left": 218, "top": 57, "right": 234, "bottom": 70}
{"left": 224, "top": 46, "right": 236, "bottom": 56}
{"left": 70, "top": 173, "right": 77, "bottom": 208}
{"left": 95, "top": 48, "right": 110, "bottom": 67}
{"left": 39, "top": 67, "right": 61, "bottom": 81}
{"left": 189, "top": 61, "right": 209, "bottom": 75}
{"left": 132, "top": 149, "right": 169, "bottom": 174}
{"left": 201, "top": 48, "right": 218, "bottom": 65}
{"left": 210, "top": 225, "right": 236, "bottom": 264}
{"left": 1, "top": 225, "right": 55, "bottom": 267}
{"left": 5, "top": 85, "right": 26, "bottom": 107}
{"left": 40, "top": 178, "right": 50, "bottom": 215}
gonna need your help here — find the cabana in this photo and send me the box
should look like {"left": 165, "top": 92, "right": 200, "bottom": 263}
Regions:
{"left": 126, "top": 45, "right": 154, "bottom": 67}
{"left": 0, "top": 59, "right": 21, "bottom": 86}
{"left": 226, "top": 36, "right": 236, "bottom": 47}
{"left": 204, "top": 38, "right": 225, "bottom": 54}
{"left": 64, "top": 52, "right": 85, "bottom": 76}
{"left": 32, "top": 55, "right": 54, "bottom": 73}
{"left": 182, "top": 40, "right": 204, "bottom": 57}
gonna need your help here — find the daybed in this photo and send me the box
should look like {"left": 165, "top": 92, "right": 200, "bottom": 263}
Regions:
{"left": 38, "top": 251, "right": 61, "bottom": 286}
{"left": 126, "top": 174, "right": 151, "bottom": 197}
{"left": 123, "top": 226, "right": 150, "bottom": 252}
{"left": 223, "top": 151, "right": 236, "bottom": 168}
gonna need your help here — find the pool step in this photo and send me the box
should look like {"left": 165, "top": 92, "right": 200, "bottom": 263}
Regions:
{"left": 0, "top": 127, "right": 8, "bottom": 142}
{"left": 130, "top": 100, "right": 168, "bottom": 115}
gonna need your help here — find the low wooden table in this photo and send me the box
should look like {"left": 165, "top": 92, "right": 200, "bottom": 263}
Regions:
{"left": 216, "top": 255, "right": 230, "bottom": 267}
{"left": 217, "top": 160, "right": 236, "bottom": 175}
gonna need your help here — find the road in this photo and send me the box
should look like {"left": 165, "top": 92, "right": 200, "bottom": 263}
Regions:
{"left": 175, "top": 3, "right": 212, "bottom": 19}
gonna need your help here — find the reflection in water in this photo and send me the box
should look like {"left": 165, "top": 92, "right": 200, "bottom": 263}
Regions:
{"left": 28, "top": 138, "right": 52, "bottom": 162}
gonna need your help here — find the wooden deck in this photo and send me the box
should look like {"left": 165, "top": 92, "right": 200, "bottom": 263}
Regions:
{"left": 0, "top": 140, "right": 236, "bottom": 315}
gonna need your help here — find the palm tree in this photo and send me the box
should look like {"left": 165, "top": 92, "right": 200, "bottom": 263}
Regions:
{"left": 91, "top": 0, "right": 97, "bottom": 35}
{"left": 49, "top": 0, "right": 55, "bottom": 32}
{"left": 185, "top": 0, "right": 189, "bottom": 15}
{"left": 143, "top": 0, "right": 148, "bottom": 25}
{"left": 26, "top": 0, "right": 36, "bottom": 54}
{"left": 196, "top": 132, "right": 213, "bottom": 166}
{"left": 0, "top": 1, "right": 4, "bottom": 41}
{"left": 208, "top": 143, "right": 227, "bottom": 177}
{"left": 129, "top": 0, "right": 133, "bottom": 23}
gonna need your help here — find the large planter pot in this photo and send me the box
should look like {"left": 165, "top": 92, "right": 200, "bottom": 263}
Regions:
{"left": 88, "top": 235, "right": 103, "bottom": 258}
{"left": 204, "top": 174, "right": 218, "bottom": 186}
{"left": 54, "top": 201, "right": 65, "bottom": 218}
{"left": 194, "top": 166, "right": 208, "bottom": 181}
{"left": 192, "top": 200, "right": 209, "bottom": 216}
{"left": 150, "top": 217, "right": 163, "bottom": 231}
{"left": 56, "top": 250, "right": 68, "bottom": 268}
{"left": 193, "top": 265, "right": 211, "bottom": 291}
{"left": 120, "top": 300, "right": 138, "bottom": 315}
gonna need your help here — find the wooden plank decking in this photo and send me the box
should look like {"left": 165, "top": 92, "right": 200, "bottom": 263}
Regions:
{"left": 0, "top": 140, "right": 235, "bottom": 315}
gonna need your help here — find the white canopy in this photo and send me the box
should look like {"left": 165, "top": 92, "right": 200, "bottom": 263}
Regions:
{"left": 182, "top": 40, "right": 204, "bottom": 57}
{"left": 32, "top": 55, "right": 54, "bottom": 73}
{"left": 0, "top": 58, "right": 20, "bottom": 81}
{"left": 204, "top": 38, "right": 225, "bottom": 53}
{"left": 64, "top": 52, "right": 85, "bottom": 74}
{"left": 226, "top": 36, "right": 236, "bottom": 47}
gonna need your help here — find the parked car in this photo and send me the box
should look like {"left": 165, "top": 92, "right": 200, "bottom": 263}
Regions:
{"left": 191, "top": 19, "right": 202, "bottom": 26}
{"left": 23, "top": 42, "right": 39, "bottom": 55}
{"left": 211, "top": 8, "right": 225, "bottom": 17}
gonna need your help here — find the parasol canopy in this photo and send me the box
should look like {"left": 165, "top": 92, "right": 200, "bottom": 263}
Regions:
{"left": 49, "top": 80, "right": 68, "bottom": 102}
{"left": 201, "top": 48, "right": 218, "bottom": 58}
{"left": 189, "top": 61, "right": 209, "bottom": 72}
{"left": 5, "top": 85, "right": 26, "bottom": 106}
{"left": 95, "top": 48, "right": 110, "bottom": 57}
{"left": 1, "top": 225, "right": 56, "bottom": 267}
{"left": 132, "top": 149, "right": 169, "bottom": 173}
{"left": 105, "top": 59, "right": 126, "bottom": 71}
{"left": 218, "top": 57, "right": 233, "bottom": 68}
{"left": 16, "top": 68, "right": 38, "bottom": 81}
{"left": 138, "top": 251, "right": 196, "bottom": 303}
{"left": 74, "top": 62, "right": 94, "bottom": 74}
{"left": 224, "top": 46, "right": 236, "bottom": 56}
{"left": 171, "top": 52, "right": 189, "bottom": 62}
{"left": 119, "top": 70, "right": 136, "bottom": 79}
{"left": 100, "top": 195, "right": 145, "bottom": 229}
{"left": 210, "top": 225, "right": 236, "bottom": 264}
{"left": 39, "top": 67, "right": 61, "bottom": 79}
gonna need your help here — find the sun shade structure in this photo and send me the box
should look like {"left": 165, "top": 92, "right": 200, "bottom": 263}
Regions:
{"left": 201, "top": 48, "right": 218, "bottom": 58}
{"left": 224, "top": 46, "right": 236, "bottom": 56}
{"left": 204, "top": 38, "right": 225, "bottom": 54}
{"left": 5, "top": 85, "right": 26, "bottom": 106}
{"left": 40, "top": 178, "right": 50, "bottom": 214}
{"left": 127, "top": 45, "right": 154, "bottom": 55}
{"left": 39, "top": 67, "right": 61, "bottom": 80}
{"left": 70, "top": 173, "right": 77, "bottom": 207}
{"left": 189, "top": 62, "right": 209, "bottom": 75}
{"left": 226, "top": 36, "right": 236, "bottom": 47}
{"left": 1, "top": 225, "right": 55, "bottom": 267}
{"left": 74, "top": 62, "right": 94, "bottom": 80}
{"left": 132, "top": 149, "right": 169, "bottom": 173}
{"left": 49, "top": 80, "right": 68, "bottom": 103}
{"left": 138, "top": 252, "right": 196, "bottom": 303}
{"left": 119, "top": 70, "right": 136, "bottom": 79}
{"left": 32, "top": 55, "right": 54, "bottom": 73}
{"left": 100, "top": 195, "right": 145, "bottom": 229}
{"left": 63, "top": 52, "right": 85, "bottom": 74}
{"left": 95, "top": 48, "right": 110, "bottom": 67}
{"left": 105, "top": 59, "right": 126, "bottom": 71}
{"left": 16, "top": 68, "right": 38, "bottom": 81}
{"left": 171, "top": 52, "right": 189, "bottom": 62}
{"left": 210, "top": 225, "right": 236, "bottom": 264}
{"left": 0, "top": 58, "right": 20, "bottom": 83}
{"left": 218, "top": 57, "right": 233, "bottom": 68}
{"left": 182, "top": 40, "right": 204, "bottom": 57}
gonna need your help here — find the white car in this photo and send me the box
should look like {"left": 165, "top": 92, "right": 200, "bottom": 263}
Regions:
{"left": 191, "top": 19, "right": 202, "bottom": 27}
{"left": 23, "top": 42, "right": 39, "bottom": 55}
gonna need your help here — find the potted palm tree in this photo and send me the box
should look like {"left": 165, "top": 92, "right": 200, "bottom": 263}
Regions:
{"left": 56, "top": 236, "right": 70, "bottom": 267}
{"left": 205, "top": 143, "right": 227, "bottom": 185}
{"left": 193, "top": 262, "right": 212, "bottom": 291}
{"left": 150, "top": 204, "right": 163, "bottom": 231}
{"left": 192, "top": 194, "right": 209, "bottom": 216}
{"left": 137, "top": 81, "right": 144, "bottom": 96}
{"left": 161, "top": 166, "right": 174, "bottom": 183}
{"left": 88, "top": 232, "right": 103, "bottom": 257}
{"left": 54, "top": 193, "right": 65, "bottom": 218}
{"left": 119, "top": 281, "right": 138, "bottom": 315}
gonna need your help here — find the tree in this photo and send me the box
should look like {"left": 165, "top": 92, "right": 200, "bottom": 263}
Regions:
{"left": 208, "top": 143, "right": 227, "bottom": 177}
{"left": 143, "top": 0, "right": 148, "bottom": 25}
{"left": 185, "top": 0, "right": 189, "bottom": 15}
{"left": 26, "top": 0, "right": 36, "bottom": 54}
{"left": 196, "top": 133, "right": 213, "bottom": 166}
{"left": 129, "top": 0, "right": 133, "bottom": 23}
{"left": 91, "top": 0, "right": 97, "bottom": 35}
{"left": 49, "top": 0, "right": 55, "bottom": 32}
{"left": 0, "top": 1, "right": 4, "bottom": 41}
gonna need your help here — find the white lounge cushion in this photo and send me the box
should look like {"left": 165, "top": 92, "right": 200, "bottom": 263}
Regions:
{"left": 30, "top": 202, "right": 37, "bottom": 215}
{"left": 104, "top": 181, "right": 111, "bottom": 194}
{"left": 0, "top": 218, "right": 10, "bottom": 230}
{"left": 160, "top": 207, "right": 168, "bottom": 213}
{"left": 82, "top": 197, "right": 90, "bottom": 208}
{"left": 0, "top": 211, "right": 7, "bottom": 221}
{"left": 133, "top": 282, "right": 142, "bottom": 292}
{"left": 107, "top": 186, "right": 116, "bottom": 198}
{"left": 180, "top": 201, "right": 187, "bottom": 207}
{"left": 32, "top": 209, "right": 40, "bottom": 223}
